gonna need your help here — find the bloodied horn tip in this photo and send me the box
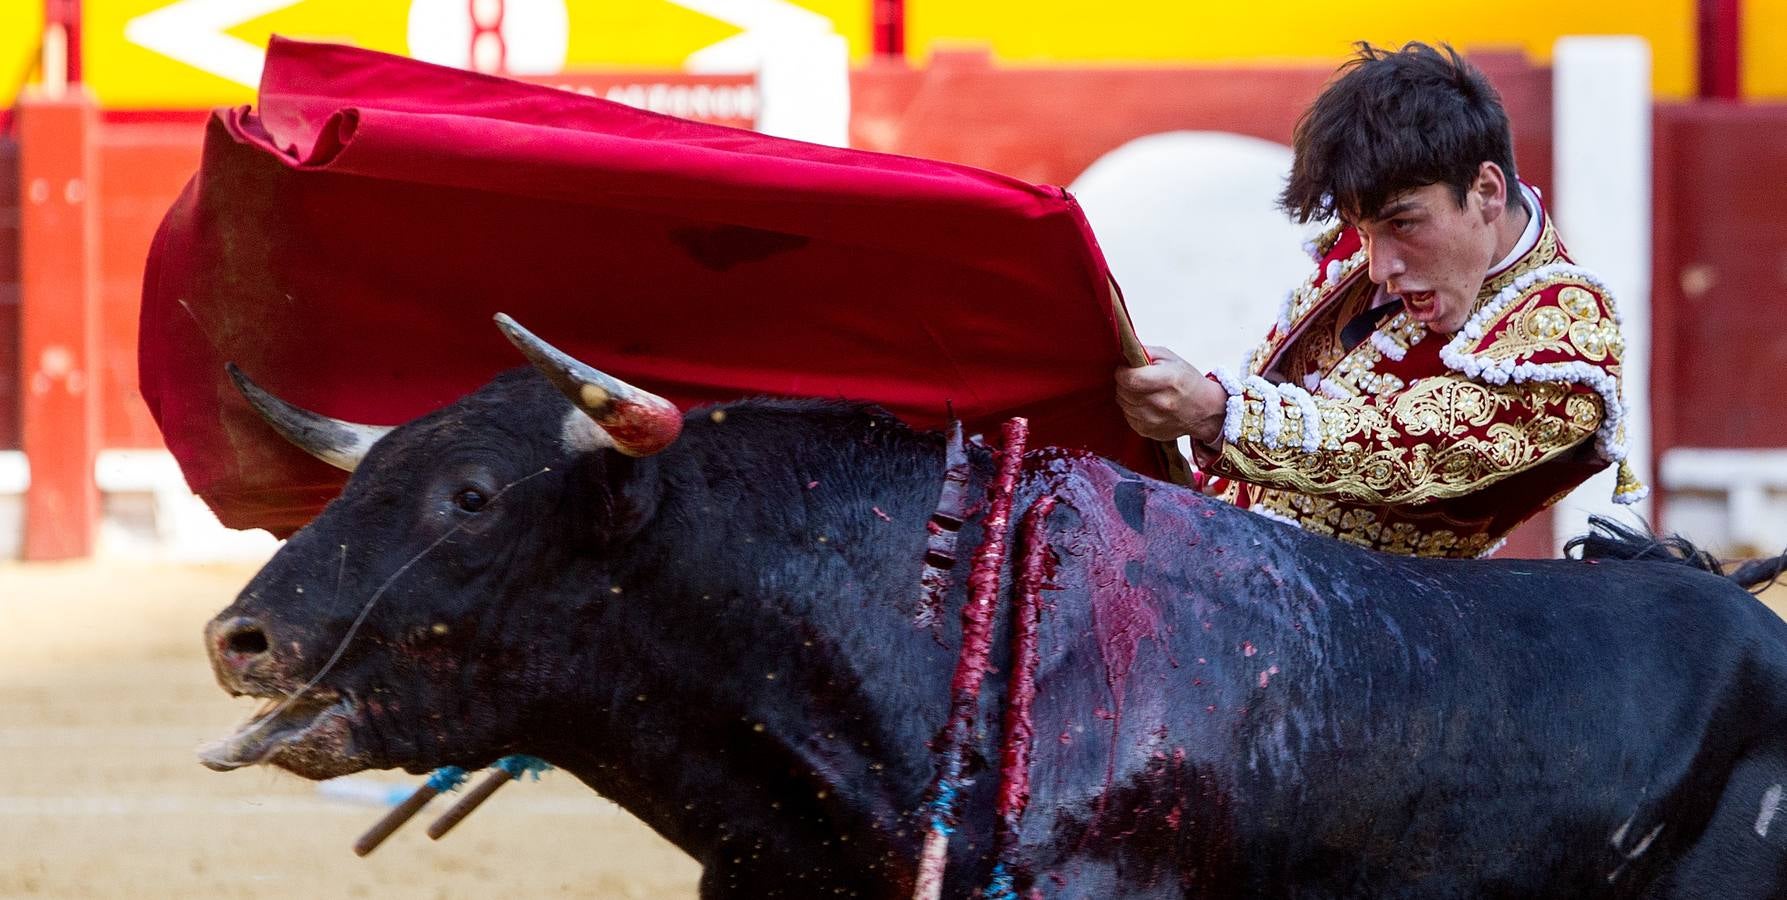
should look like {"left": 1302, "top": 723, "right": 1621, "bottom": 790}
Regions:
{"left": 490, "top": 313, "right": 684, "bottom": 458}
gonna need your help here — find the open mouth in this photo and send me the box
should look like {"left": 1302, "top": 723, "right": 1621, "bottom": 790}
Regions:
{"left": 198, "top": 689, "right": 361, "bottom": 777}
{"left": 1399, "top": 290, "right": 1437, "bottom": 317}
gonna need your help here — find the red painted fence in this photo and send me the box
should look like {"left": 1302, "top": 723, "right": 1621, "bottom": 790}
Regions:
{"left": 1652, "top": 103, "right": 1787, "bottom": 461}
{"left": 0, "top": 136, "right": 18, "bottom": 452}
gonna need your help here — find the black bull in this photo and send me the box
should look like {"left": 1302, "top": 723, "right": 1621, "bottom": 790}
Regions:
{"left": 202, "top": 325, "right": 1787, "bottom": 898}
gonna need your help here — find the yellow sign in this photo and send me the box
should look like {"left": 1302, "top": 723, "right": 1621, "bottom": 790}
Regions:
{"left": 7, "top": 0, "right": 867, "bottom": 109}
{"left": 3, "top": 0, "right": 1782, "bottom": 106}
{"left": 1748, "top": 0, "right": 1787, "bottom": 97}
{"left": 2, "top": 4, "right": 46, "bottom": 99}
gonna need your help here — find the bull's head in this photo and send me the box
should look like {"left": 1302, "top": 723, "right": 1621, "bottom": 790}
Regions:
{"left": 199, "top": 315, "right": 684, "bottom": 778}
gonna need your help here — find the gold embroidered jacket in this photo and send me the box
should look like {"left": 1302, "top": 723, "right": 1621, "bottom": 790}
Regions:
{"left": 1198, "top": 198, "right": 1646, "bottom": 558}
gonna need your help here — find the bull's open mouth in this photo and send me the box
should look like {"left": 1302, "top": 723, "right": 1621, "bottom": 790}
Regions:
{"left": 198, "top": 690, "right": 362, "bottom": 777}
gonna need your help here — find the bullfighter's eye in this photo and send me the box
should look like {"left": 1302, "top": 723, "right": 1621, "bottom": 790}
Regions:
{"left": 454, "top": 488, "right": 489, "bottom": 513}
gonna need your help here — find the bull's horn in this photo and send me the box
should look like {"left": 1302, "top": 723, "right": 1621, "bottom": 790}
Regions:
{"left": 226, "top": 363, "right": 393, "bottom": 473}
{"left": 493, "top": 313, "right": 683, "bottom": 457}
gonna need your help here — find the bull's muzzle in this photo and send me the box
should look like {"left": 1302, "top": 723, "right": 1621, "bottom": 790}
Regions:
{"left": 205, "top": 614, "right": 275, "bottom": 690}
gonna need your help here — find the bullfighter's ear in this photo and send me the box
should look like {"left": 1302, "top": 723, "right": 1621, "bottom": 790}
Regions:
{"left": 493, "top": 313, "right": 683, "bottom": 458}
{"left": 226, "top": 363, "right": 393, "bottom": 473}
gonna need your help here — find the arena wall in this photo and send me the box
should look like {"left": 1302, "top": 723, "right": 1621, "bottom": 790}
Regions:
{"left": 2, "top": 8, "right": 1783, "bottom": 559}
{"left": 1652, "top": 102, "right": 1787, "bottom": 554}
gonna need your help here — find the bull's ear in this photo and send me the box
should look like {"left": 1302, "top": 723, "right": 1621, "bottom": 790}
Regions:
{"left": 493, "top": 313, "right": 683, "bottom": 457}
{"left": 226, "top": 363, "right": 393, "bottom": 473}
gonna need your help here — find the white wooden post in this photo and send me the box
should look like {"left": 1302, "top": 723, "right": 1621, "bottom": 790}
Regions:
{"left": 1552, "top": 36, "right": 1653, "bottom": 551}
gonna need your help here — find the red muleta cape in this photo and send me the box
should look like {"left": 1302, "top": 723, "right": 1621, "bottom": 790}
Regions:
{"left": 139, "top": 38, "right": 1163, "bottom": 536}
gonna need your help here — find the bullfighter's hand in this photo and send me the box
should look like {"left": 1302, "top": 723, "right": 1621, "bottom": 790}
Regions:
{"left": 1114, "top": 346, "right": 1230, "bottom": 445}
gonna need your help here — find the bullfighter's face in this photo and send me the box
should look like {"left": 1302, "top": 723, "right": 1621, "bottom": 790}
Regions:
{"left": 1354, "top": 162, "right": 1517, "bottom": 335}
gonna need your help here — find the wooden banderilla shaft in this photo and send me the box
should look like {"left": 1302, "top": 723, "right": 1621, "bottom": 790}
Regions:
{"left": 353, "top": 783, "right": 442, "bottom": 857}
{"left": 426, "top": 767, "right": 517, "bottom": 840}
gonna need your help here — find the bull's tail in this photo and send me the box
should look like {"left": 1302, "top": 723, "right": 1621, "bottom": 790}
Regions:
{"left": 1564, "top": 516, "right": 1787, "bottom": 594}
{"left": 1728, "top": 555, "right": 1787, "bottom": 593}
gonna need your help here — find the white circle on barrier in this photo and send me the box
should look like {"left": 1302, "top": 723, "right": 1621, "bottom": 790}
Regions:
{"left": 407, "top": 0, "right": 569, "bottom": 75}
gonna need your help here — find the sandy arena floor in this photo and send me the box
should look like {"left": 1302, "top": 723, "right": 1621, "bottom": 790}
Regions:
{"left": 0, "top": 560, "right": 700, "bottom": 899}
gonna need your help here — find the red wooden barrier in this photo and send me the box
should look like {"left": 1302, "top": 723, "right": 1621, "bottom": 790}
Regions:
{"left": 1651, "top": 102, "right": 1787, "bottom": 524}
{"left": 17, "top": 90, "right": 100, "bottom": 560}
{"left": 0, "top": 138, "right": 19, "bottom": 451}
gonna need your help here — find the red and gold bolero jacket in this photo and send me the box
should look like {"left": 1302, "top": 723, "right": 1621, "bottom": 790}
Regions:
{"left": 1197, "top": 199, "right": 1647, "bottom": 558}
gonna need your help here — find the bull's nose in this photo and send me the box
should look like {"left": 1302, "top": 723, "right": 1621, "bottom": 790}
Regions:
{"left": 207, "top": 615, "right": 273, "bottom": 676}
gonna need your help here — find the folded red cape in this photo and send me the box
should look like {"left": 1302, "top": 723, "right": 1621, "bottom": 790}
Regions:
{"left": 139, "top": 38, "right": 1162, "bottom": 536}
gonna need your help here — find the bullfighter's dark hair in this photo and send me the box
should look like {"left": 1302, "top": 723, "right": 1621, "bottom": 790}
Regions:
{"left": 1279, "top": 41, "right": 1524, "bottom": 224}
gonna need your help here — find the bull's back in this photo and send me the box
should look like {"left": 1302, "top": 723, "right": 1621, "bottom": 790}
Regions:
{"left": 1251, "top": 555, "right": 1787, "bottom": 895}
{"left": 1015, "top": 455, "right": 1787, "bottom": 895}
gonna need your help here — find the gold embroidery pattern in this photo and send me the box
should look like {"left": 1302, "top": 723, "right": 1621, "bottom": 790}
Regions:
{"left": 1558, "top": 286, "right": 1599, "bottom": 320}
{"left": 1478, "top": 213, "right": 1560, "bottom": 299}
{"left": 1528, "top": 307, "right": 1570, "bottom": 341}
{"left": 1213, "top": 378, "right": 1602, "bottom": 506}
{"left": 1250, "top": 490, "right": 1499, "bottom": 558}
{"left": 1278, "top": 285, "right": 1359, "bottom": 386}
{"left": 1467, "top": 277, "right": 1623, "bottom": 365}
{"left": 1311, "top": 221, "right": 1347, "bottom": 259}
{"left": 1332, "top": 342, "right": 1386, "bottom": 391}
{"left": 1325, "top": 308, "right": 1426, "bottom": 398}
{"left": 1234, "top": 398, "right": 1269, "bottom": 443}
{"left": 1293, "top": 247, "right": 1367, "bottom": 324}
{"left": 1379, "top": 311, "right": 1428, "bottom": 354}
{"left": 1210, "top": 203, "right": 1630, "bottom": 556}
{"left": 1249, "top": 246, "right": 1369, "bottom": 373}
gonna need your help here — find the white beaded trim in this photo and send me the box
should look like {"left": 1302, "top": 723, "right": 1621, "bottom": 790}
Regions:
{"left": 1450, "top": 262, "right": 1624, "bottom": 344}
{"left": 1211, "top": 368, "right": 1323, "bottom": 454}
{"left": 1278, "top": 382, "right": 1323, "bottom": 453}
{"left": 1275, "top": 286, "right": 1296, "bottom": 335}
{"left": 1438, "top": 263, "right": 1637, "bottom": 502}
{"left": 1369, "top": 328, "right": 1407, "bottom": 362}
{"left": 1244, "top": 375, "right": 1284, "bottom": 446}
{"left": 1246, "top": 504, "right": 1306, "bottom": 530}
{"left": 1213, "top": 367, "right": 1246, "bottom": 444}
{"left": 1368, "top": 312, "right": 1428, "bottom": 361}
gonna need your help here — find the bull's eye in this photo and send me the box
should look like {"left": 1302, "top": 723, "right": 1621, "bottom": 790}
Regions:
{"left": 454, "top": 488, "right": 489, "bottom": 513}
